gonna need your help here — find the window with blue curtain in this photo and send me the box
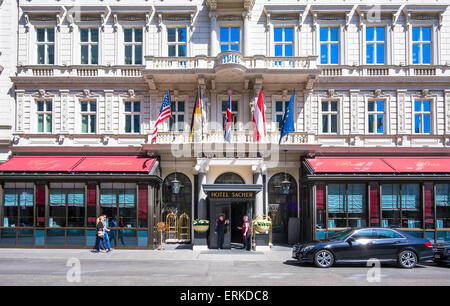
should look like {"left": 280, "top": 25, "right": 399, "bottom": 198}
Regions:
{"left": 327, "top": 184, "right": 367, "bottom": 228}
{"left": 49, "top": 189, "right": 85, "bottom": 228}
{"left": 366, "top": 27, "right": 385, "bottom": 64}
{"left": 402, "top": 184, "right": 421, "bottom": 228}
{"left": 412, "top": 26, "right": 431, "bottom": 64}
{"left": 3, "top": 189, "right": 34, "bottom": 227}
{"left": 320, "top": 27, "right": 339, "bottom": 64}
{"left": 414, "top": 100, "right": 431, "bottom": 134}
{"left": 100, "top": 187, "right": 136, "bottom": 228}
{"left": 381, "top": 184, "right": 421, "bottom": 229}
{"left": 436, "top": 184, "right": 449, "bottom": 229}
{"left": 327, "top": 184, "right": 345, "bottom": 228}
{"left": 347, "top": 184, "right": 366, "bottom": 228}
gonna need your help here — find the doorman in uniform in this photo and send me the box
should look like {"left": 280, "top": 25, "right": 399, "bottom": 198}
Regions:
{"left": 238, "top": 215, "right": 251, "bottom": 251}
{"left": 215, "top": 214, "right": 229, "bottom": 249}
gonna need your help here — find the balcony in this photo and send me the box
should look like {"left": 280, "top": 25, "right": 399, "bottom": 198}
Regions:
{"left": 318, "top": 64, "right": 450, "bottom": 78}
{"left": 145, "top": 51, "right": 319, "bottom": 72}
{"left": 16, "top": 65, "right": 144, "bottom": 78}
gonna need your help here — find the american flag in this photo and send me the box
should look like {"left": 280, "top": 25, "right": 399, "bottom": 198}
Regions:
{"left": 224, "top": 89, "right": 232, "bottom": 143}
{"left": 151, "top": 90, "right": 172, "bottom": 144}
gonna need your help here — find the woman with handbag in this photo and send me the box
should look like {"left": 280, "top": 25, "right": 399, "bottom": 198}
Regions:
{"left": 92, "top": 216, "right": 106, "bottom": 253}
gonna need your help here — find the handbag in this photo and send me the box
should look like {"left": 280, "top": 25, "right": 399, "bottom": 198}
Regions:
{"left": 98, "top": 230, "right": 105, "bottom": 238}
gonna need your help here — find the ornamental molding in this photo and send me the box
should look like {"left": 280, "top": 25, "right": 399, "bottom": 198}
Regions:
{"left": 397, "top": 89, "right": 407, "bottom": 134}
{"left": 445, "top": 90, "right": 450, "bottom": 134}
{"left": 32, "top": 89, "right": 53, "bottom": 99}
{"left": 76, "top": 89, "right": 99, "bottom": 99}
{"left": 217, "top": 15, "right": 241, "bottom": 22}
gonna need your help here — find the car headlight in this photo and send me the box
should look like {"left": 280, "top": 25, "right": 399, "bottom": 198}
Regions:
{"left": 302, "top": 246, "right": 314, "bottom": 252}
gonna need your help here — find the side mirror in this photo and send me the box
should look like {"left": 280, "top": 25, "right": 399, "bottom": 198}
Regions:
{"left": 346, "top": 237, "right": 355, "bottom": 244}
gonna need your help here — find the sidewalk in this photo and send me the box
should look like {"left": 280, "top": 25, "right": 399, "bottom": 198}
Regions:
{"left": 0, "top": 246, "right": 293, "bottom": 262}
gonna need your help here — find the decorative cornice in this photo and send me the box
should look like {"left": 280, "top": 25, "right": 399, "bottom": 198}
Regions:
{"left": 32, "top": 89, "right": 53, "bottom": 99}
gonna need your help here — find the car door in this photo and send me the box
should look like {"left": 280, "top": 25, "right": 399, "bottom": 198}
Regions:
{"left": 337, "top": 229, "right": 375, "bottom": 261}
{"left": 371, "top": 229, "right": 405, "bottom": 260}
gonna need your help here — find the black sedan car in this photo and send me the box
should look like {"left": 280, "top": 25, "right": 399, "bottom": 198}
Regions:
{"left": 433, "top": 243, "right": 450, "bottom": 266}
{"left": 292, "top": 228, "right": 434, "bottom": 268}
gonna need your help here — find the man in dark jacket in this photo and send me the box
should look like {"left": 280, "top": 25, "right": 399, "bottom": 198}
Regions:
{"left": 215, "top": 215, "right": 229, "bottom": 249}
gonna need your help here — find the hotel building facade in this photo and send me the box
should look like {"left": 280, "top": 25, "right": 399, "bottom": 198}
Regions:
{"left": 0, "top": 0, "right": 449, "bottom": 248}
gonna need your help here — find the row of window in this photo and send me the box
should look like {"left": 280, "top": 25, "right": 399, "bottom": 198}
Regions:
{"left": 34, "top": 98, "right": 434, "bottom": 135}
{"left": 35, "top": 25, "right": 433, "bottom": 65}
{"left": 316, "top": 183, "right": 450, "bottom": 230}
{"left": 2, "top": 183, "right": 148, "bottom": 229}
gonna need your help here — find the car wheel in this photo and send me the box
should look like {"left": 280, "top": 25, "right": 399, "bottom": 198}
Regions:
{"left": 398, "top": 250, "right": 417, "bottom": 269}
{"left": 314, "top": 250, "right": 334, "bottom": 268}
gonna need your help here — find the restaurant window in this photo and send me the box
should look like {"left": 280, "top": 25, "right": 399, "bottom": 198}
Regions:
{"left": 381, "top": 184, "right": 421, "bottom": 228}
{"left": 124, "top": 28, "right": 143, "bottom": 65}
{"left": 3, "top": 183, "right": 34, "bottom": 228}
{"left": 320, "top": 27, "right": 339, "bottom": 64}
{"left": 268, "top": 173, "right": 298, "bottom": 243}
{"left": 414, "top": 100, "right": 431, "bottom": 134}
{"left": 49, "top": 183, "right": 85, "bottom": 227}
{"left": 220, "top": 27, "right": 240, "bottom": 52}
{"left": 221, "top": 100, "right": 238, "bottom": 131}
{"left": 162, "top": 173, "right": 192, "bottom": 219}
{"left": 321, "top": 100, "right": 339, "bottom": 134}
{"left": 36, "top": 28, "right": 55, "bottom": 64}
{"left": 368, "top": 100, "right": 385, "bottom": 134}
{"left": 274, "top": 27, "right": 293, "bottom": 57}
{"left": 366, "top": 26, "right": 385, "bottom": 64}
{"left": 80, "top": 28, "right": 99, "bottom": 65}
{"left": 37, "top": 100, "right": 52, "bottom": 133}
{"left": 275, "top": 100, "right": 290, "bottom": 131}
{"left": 412, "top": 26, "right": 431, "bottom": 64}
{"left": 436, "top": 184, "right": 450, "bottom": 228}
{"left": 315, "top": 184, "right": 326, "bottom": 230}
{"left": 81, "top": 101, "right": 97, "bottom": 133}
{"left": 100, "top": 183, "right": 137, "bottom": 228}
{"left": 124, "top": 101, "right": 141, "bottom": 133}
{"left": 170, "top": 100, "right": 185, "bottom": 132}
{"left": 168, "top": 27, "right": 187, "bottom": 57}
{"left": 327, "top": 184, "right": 367, "bottom": 228}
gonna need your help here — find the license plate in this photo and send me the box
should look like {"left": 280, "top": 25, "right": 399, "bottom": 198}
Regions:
{"left": 434, "top": 254, "right": 440, "bottom": 259}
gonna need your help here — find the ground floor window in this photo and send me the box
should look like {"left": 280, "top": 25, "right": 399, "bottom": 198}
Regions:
{"left": 327, "top": 184, "right": 367, "bottom": 228}
{"left": 381, "top": 184, "right": 421, "bottom": 228}
{"left": 3, "top": 183, "right": 34, "bottom": 228}
{"left": 100, "top": 183, "right": 137, "bottom": 228}
{"left": 49, "top": 183, "right": 85, "bottom": 227}
{"left": 436, "top": 184, "right": 450, "bottom": 228}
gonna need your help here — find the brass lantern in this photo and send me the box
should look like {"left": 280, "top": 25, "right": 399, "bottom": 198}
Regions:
{"left": 281, "top": 179, "right": 291, "bottom": 195}
{"left": 171, "top": 176, "right": 181, "bottom": 195}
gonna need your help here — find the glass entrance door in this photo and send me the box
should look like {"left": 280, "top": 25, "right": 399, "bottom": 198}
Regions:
{"left": 209, "top": 202, "right": 231, "bottom": 249}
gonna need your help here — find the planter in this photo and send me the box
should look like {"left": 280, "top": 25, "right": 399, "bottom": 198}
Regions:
{"left": 193, "top": 224, "right": 209, "bottom": 233}
{"left": 254, "top": 225, "right": 270, "bottom": 234}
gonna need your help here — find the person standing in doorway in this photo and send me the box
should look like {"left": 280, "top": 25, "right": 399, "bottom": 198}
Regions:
{"left": 215, "top": 214, "right": 229, "bottom": 249}
{"left": 238, "top": 215, "right": 251, "bottom": 251}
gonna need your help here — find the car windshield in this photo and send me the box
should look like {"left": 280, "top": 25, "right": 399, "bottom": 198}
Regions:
{"left": 327, "top": 229, "right": 355, "bottom": 241}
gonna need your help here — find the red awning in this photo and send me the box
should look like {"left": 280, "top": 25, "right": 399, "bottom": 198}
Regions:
{"left": 306, "top": 156, "right": 450, "bottom": 174}
{"left": 0, "top": 156, "right": 157, "bottom": 173}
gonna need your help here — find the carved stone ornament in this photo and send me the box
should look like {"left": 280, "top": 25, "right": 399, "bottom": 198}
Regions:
{"left": 32, "top": 89, "right": 53, "bottom": 99}
{"left": 421, "top": 89, "right": 431, "bottom": 98}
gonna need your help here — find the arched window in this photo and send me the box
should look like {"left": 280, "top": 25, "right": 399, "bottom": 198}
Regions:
{"left": 214, "top": 172, "right": 245, "bottom": 184}
{"left": 162, "top": 173, "right": 192, "bottom": 216}
{"left": 268, "top": 173, "right": 298, "bottom": 243}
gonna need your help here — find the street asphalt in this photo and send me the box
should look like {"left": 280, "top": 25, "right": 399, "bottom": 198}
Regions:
{"left": 0, "top": 246, "right": 448, "bottom": 286}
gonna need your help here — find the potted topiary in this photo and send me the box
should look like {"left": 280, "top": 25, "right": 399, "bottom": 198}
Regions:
{"left": 253, "top": 219, "right": 271, "bottom": 234}
{"left": 193, "top": 219, "right": 210, "bottom": 233}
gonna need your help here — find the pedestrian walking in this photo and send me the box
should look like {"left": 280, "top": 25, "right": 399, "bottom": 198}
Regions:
{"left": 109, "top": 217, "right": 118, "bottom": 247}
{"left": 238, "top": 215, "right": 251, "bottom": 251}
{"left": 215, "top": 214, "right": 229, "bottom": 249}
{"left": 92, "top": 216, "right": 106, "bottom": 253}
{"left": 102, "top": 215, "right": 112, "bottom": 252}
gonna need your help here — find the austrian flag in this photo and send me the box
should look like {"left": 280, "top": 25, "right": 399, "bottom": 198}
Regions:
{"left": 252, "top": 88, "right": 266, "bottom": 142}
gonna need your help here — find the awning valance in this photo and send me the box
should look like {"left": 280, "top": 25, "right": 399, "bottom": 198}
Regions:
{"left": 0, "top": 156, "right": 157, "bottom": 174}
{"left": 305, "top": 156, "right": 450, "bottom": 174}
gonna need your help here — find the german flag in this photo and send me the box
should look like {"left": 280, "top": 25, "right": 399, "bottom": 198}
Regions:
{"left": 189, "top": 89, "right": 202, "bottom": 142}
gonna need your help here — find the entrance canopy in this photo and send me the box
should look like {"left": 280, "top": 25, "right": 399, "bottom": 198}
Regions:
{"left": 0, "top": 156, "right": 158, "bottom": 174}
{"left": 305, "top": 156, "right": 450, "bottom": 174}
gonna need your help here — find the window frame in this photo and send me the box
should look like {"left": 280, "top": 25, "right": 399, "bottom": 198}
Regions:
{"left": 273, "top": 26, "right": 294, "bottom": 57}
{"left": 367, "top": 99, "right": 386, "bottom": 134}
{"left": 79, "top": 27, "right": 99, "bottom": 65}
{"left": 123, "top": 27, "right": 144, "bottom": 65}
{"left": 124, "top": 100, "right": 141, "bottom": 134}
{"left": 365, "top": 26, "right": 386, "bottom": 65}
{"left": 411, "top": 25, "right": 433, "bottom": 65}
{"left": 319, "top": 26, "right": 340, "bottom": 65}
{"left": 413, "top": 99, "right": 433, "bottom": 135}
{"left": 170, "top": 100, "right": 186, "bottom": 132}
{"left": 36, "top": 27, "right": 55, "bottom": 65}
{"left": 221, "top": 99, "right": 239, "bottom": 132}
{"left": 36, "top": 100, "right": 53, "bottom": 134}
{"left": 167, "top": 26, "right": 188, "bottom": 57}
{"left": 219, "top": 26, "right": 241, "bottom": 52}
{"left": 48, "top": 185, "right": 86, "bottom": 228}
{"left": 80, "top": 100, "right": 98, "bottom": 134}
{"left": 320, "top": 100, "right": 340, "bottom": 135}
